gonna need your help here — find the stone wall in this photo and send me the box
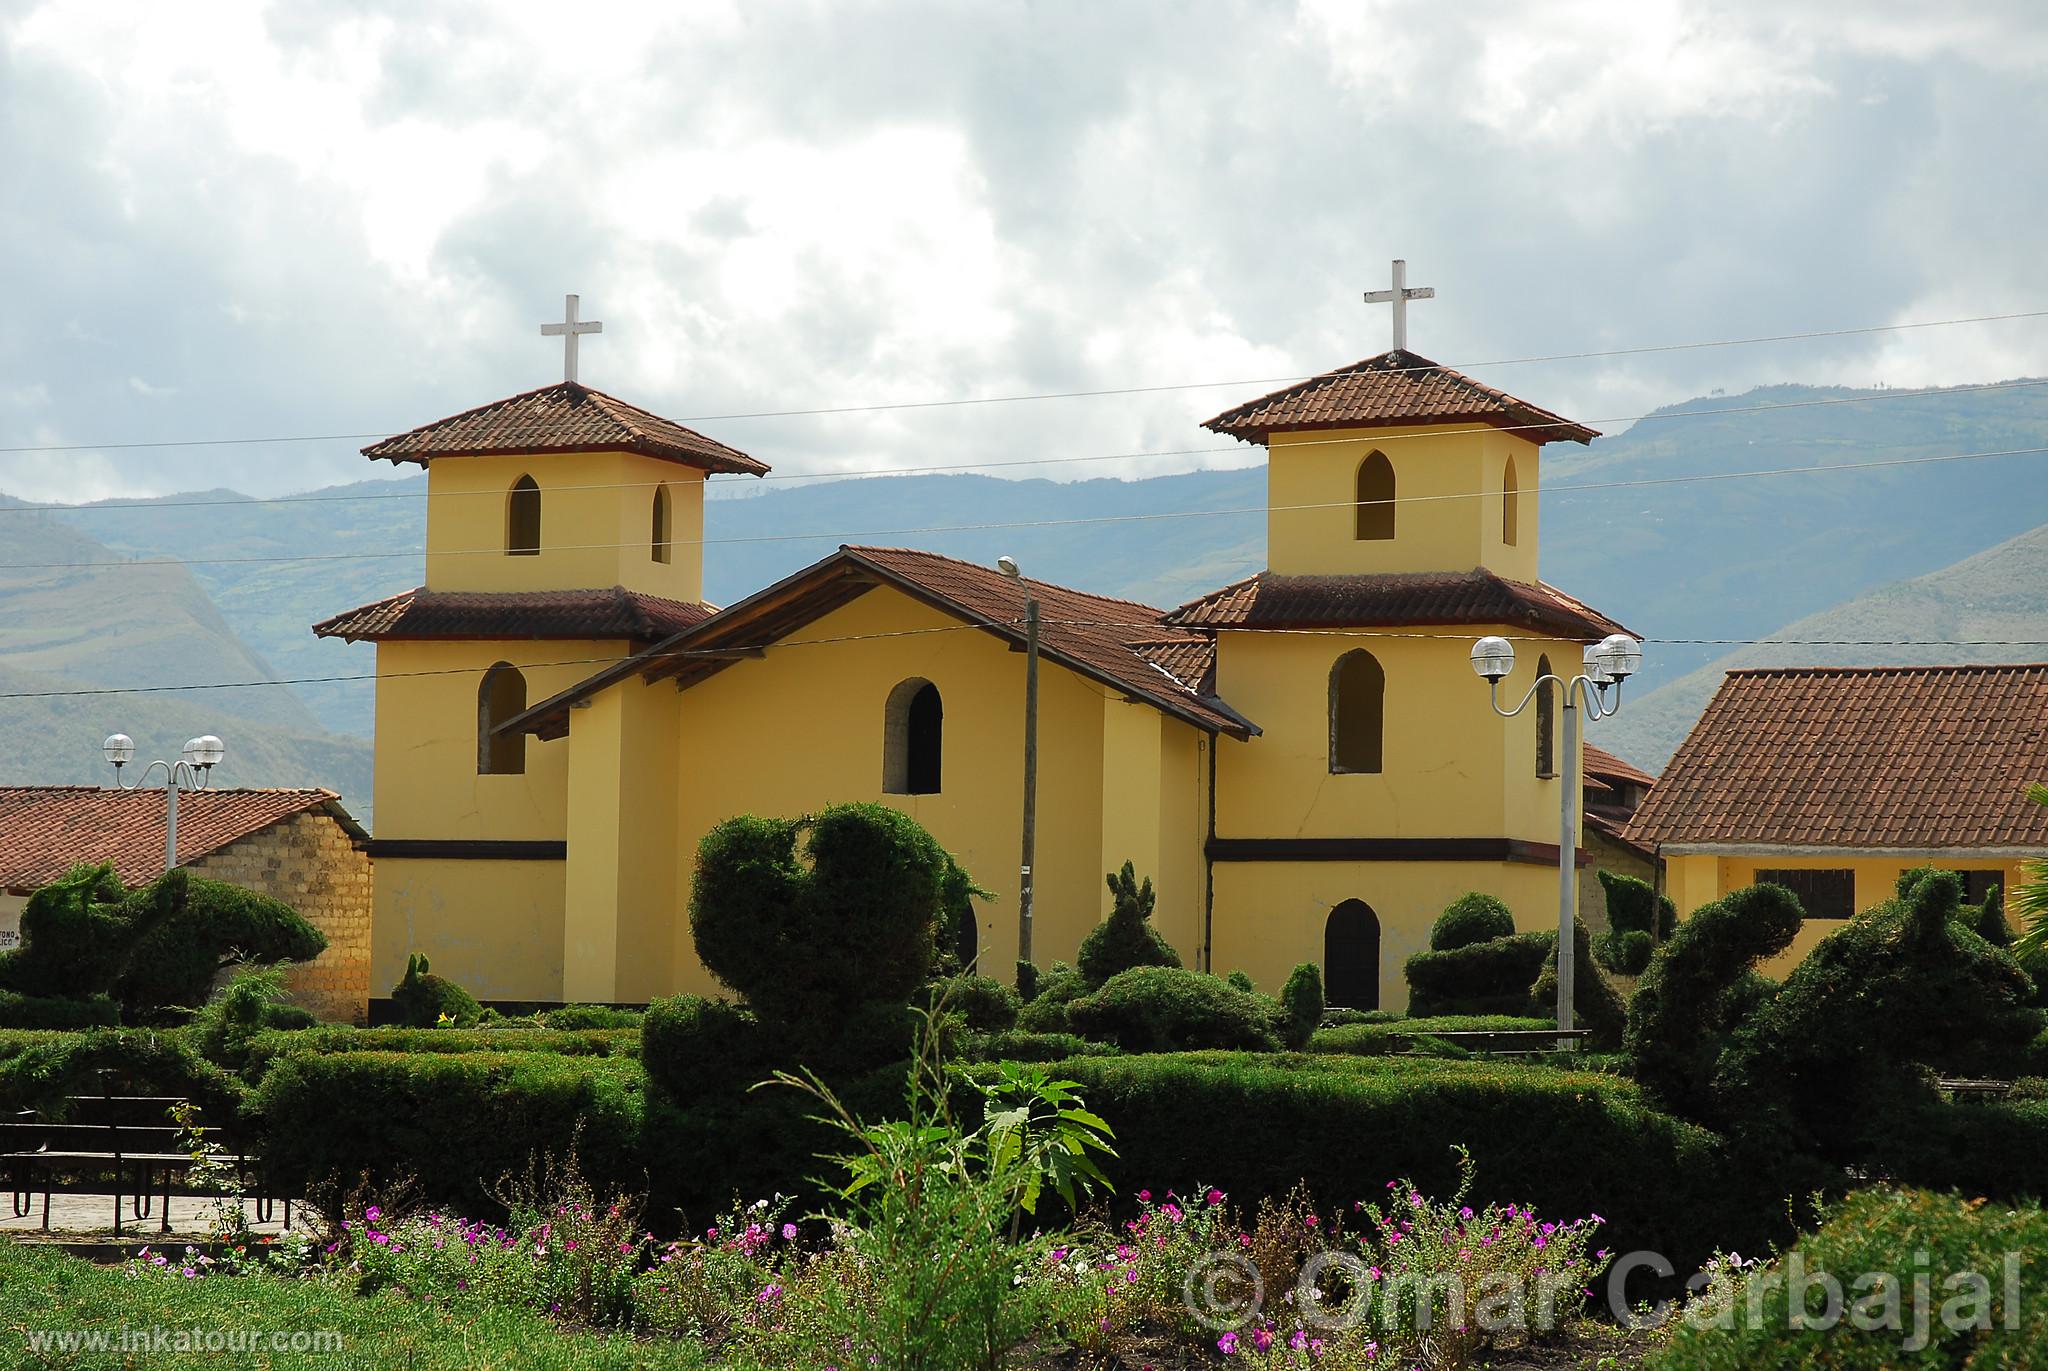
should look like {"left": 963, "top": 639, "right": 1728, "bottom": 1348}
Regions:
{"left": 187, "top": 810, "right": 372, "bottom": 1025}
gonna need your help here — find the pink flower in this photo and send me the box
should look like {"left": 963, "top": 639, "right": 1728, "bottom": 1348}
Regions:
{"left": 1206, "top": 1189, "right": 1225, "bottom": 1205}
{"left": 1138, "top": 1189, "right": 1152, "bottom": 1203}
{"left": 1216, "top": 1332, "right": 1239, "bottom": 1354}
{"left": 1252, "top": 1328, "right": 1273, "bottom": 1352}
{"left": 782, "top": 1223, "right": 798, "bottom": 1241}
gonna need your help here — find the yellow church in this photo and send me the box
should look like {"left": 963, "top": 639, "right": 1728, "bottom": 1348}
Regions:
{"left": 315, "top": 307, "right": 1629, "bottom": 1016}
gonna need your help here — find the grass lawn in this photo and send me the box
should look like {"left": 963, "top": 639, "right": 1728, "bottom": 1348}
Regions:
{"left": 0, "top": 1241, "right": 697, "bottom": 1371}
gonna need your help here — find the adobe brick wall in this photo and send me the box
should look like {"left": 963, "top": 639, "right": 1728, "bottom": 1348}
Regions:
{"left": 186, "top": 810, "right": 372, "bottom": 1025}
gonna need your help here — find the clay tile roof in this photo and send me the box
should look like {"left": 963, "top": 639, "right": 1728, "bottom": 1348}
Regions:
{"left": 1626, "top": 663, "right": 2048, "bottom": 852}
{"left": 508, "top": 546, "right": 1256, "bottom": 741}
{"left": 313, "top": 586, "right": 715, "bottom": 643}
{"left": 1203, "top": 349, "right": 1600, "bottom": 447}
{"left": 1164, "top": 569, "right": 1629, "bottom": 642}
{"left": 1582, "top": 744, "right": 1658, "bottom": 790}
{"left": 0, "top": 787, "right": 361, "bottom": 892}
{"left": 362, "top": 382, "right": 769, "bottom": 476}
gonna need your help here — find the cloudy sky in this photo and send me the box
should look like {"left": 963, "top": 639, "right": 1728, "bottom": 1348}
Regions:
{"left": 2, "top": 0, "right": 2045, "bottom": 503}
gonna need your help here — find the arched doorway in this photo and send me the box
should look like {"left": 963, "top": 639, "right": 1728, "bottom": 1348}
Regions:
{"left": 1325, "top": 900, "right": 1382, "bottom": 1010}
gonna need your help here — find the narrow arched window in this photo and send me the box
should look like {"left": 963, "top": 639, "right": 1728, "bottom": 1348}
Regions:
{"left": 507, "top": 475, "right": 541, "bottom": 556}
{"left": 1329, "top": 650, "right": 1384, "bottom": 774}
{"left": 651, "top": 484, "right": 672, "bottom": 564}
{"left": 1503, "top": 456, "right": 1520, "bottom": 546}
{"left": 478, "top": 662, "right": 528, "bottom": 775}
{"left": 882, "top": 678, "right": 942, "bottom": 794}
{"left": 1535, "top": 653, "right": 1556, "bottom": 779}
{"left": 1354, "top": 451, "right": 1395, "bottom": 541}
{"left": 1325, "top": 900, "right": 1381, "bottom": 1010}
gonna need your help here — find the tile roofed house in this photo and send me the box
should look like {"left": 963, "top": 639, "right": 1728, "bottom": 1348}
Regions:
{"left": 1630, "top": 663, "right": 2048, "bottom": 975}
{"left": 314, "top": 587, "right": 715, "bottom": 644}
{"left": 0, "top": 787, "right": 371, "bottom": 1022}
{"left": 1202, "top": 349, "right": 1600, "bottom": 447}
{"left": 1164, "top": 569, "right": 1630, "bottom": 641}
{"left": 362, "top": 381, "right": 769, "bottom": 476}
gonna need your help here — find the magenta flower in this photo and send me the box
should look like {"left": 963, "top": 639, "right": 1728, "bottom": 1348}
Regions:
{"left": 782, "top": 1223, "right": 798, "bottom": 1240}
{"left": 1216, "top": 1331, "right": 1239, "bottom": 1354}
{"left": 1206, "top": 1188, "right": 1225, "bottom": 1205}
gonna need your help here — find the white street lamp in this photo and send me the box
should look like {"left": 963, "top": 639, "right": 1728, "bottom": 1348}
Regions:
{"left": 1470, "top": 635, "right": 1644, "bottom": 1042}
{"left": 103, "top": 732, "right": 228, "bottom": 872}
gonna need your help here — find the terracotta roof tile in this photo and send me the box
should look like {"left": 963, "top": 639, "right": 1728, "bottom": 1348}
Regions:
{"left": 0, "top": 787, "right": 360, "bottom": 891}
{"left": 1164, "top": 569, "right": 1629, "bottom": 641}
{"left": 1203, "top": 349, "right": 1599, "bottom": 446}
{"left": 1582, "top": 744, "right": 1658, "bottom": 790}
{"left": 363, "top": 382, "right": 768, "bottom": 476}
{"left": 1627, "top": 663, "right": 2048, "bottom": 852}
{"left": 313, "top": 587, "right": 715, "bottom": 643}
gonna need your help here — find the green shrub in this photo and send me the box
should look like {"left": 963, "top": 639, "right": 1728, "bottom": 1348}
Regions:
{"left": 1404, "top": 931, "right": 1552, "bottom": 1018}
{"left": 1655, "top": 1188, "right": 2048, "bottom": 1368}
{"left": 1279, "top": 962, "right": 1324, "bottom": 1049}
{"left": 1528, "top": 919, "right": 1629, "bottom": 1048}
{"left": 390, "top": 953, "right": 482, "bottom": 1028}
{"left": 1225, "top": 969, "right": 1255, "bottom": 993}
{"left": 1596, "top": 928, "right": 1656, "bottom": 976}
{"left": 0, "top": 991, "right": 121, "bottom": 1029}
{"left": 1430, "top": 892, "right": 1517, "bottom": 951}
{"left": 252, "top": 1050, "right": 646, "bottom": 1215}
{"left": 955, "top": 1030, "right": 1118, "bottom": 1062}
{"left": 240, "top": 1025, "right": 636, "bottom": 1079}
{"left": 925, "top": 975, "right": 1020, "bottom": 1032}
{"left": 639, "top": 995, "right": 769, "bottom": 1103}
{"left": 689, "top": 805, "right": 971, "bottom": 1033}
{"left": 0, "top": 864, "right": 179, "bottom": 999}
{"left": 1716, "top": 870, "right": 2041, "bottom": 1159}
{"left": 1310, "top": 1015, "right": 1554, "bottom": 1056}
{"left": 1064, "top": 967, "right": 1279, "bottom": 1052}
{"left": 0, "top": 1027, "right": 245, "bottom": 1118}
{"left": 187, "top": 965, "right": 313, "bottom": 1069}
{"left": 1599, "top": 869, "right": 1676, "bottom": 939}
{"left": 538, "top": 1004, "right": 643, "bottom": 1031}
{"left": 1323, "top": 1007, "right": 1403, "bottom": 1028}
{"left": 1016, "top": 962, "right": 1086, "bottom": 1034}
{"left": 1014, "top": 960, "right": 1040, "bottom": 1002}
{"left": 1075, "top": 862, "right": 1182, "bottom": 989}
{"left": 1624, "top": 882, "right": 1804, "bottom": 1125}
{"left": 118, "top": 877, "right": 325, "bottom": 1016}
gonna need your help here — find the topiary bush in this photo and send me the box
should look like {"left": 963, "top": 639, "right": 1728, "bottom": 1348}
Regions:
{"left": 1595, "top": 928, "right": 1655, "bottom": 976}
{"left": 1075, "top": 862, "right": 1182, "bottom": 989}
{"left": 1623, "top": 882, "right": 1805, "bottom": 1126}
{"left": 924, "top": 974, "right": 1020, "bottom": 1033}
{"left": 0, "top": 864, "right": 184, "bottom": 1000}
{"left": 118, "top": 876, "right": 326, "bottom": 1018}
{"left": 1404, "top": 931, "right": 1553, "bottom": 1018}
{"left": 1279, "top": 962, "right": 1324, "bottom": 1050}
{"left": 640, "top": 994, "right": 770, "bottom": 1103}
{"left": 1310, "top": 1015, "right": 1554, "bottom": 1056}
{"left": 689, "top": 805, "right": 969, "bottom": 1035}
{"left": 390, "top": 953, "right": 482, "bottom": 1028}
{"left": 1430, "top": 892, "right": 1517, "bottom": 951}
{"left": 1594, "top": 869, "right": 1675, "bottom": 975}
{"left": 1528, "top": 920, "right": 1629, "bottom": 1049}
{"left": 538, "top": 1004, "right": 644, "bottom": 1031}
{"left": 1064, "top": 967, "right": 1279, "bottom": 1053}
{"left": 1016, "top": 962, "right": 1086, "bottom": 1034}
{"left": 1014, "top": 960, "right": 1040, "bottom": 1003}
{"left": 1225, "top": 970, "right": 1255, "bottom": 993}
{"left": 0, "top": 992, "right": 121, "bottom": 1029}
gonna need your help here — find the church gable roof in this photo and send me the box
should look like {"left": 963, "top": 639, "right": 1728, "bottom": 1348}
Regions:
{"left": 362, "top": 382, "right": 769, "bottom": 476}
{"left": 1627, "top": 663, "right": 2048, "bottom": 853}
{"left": 1202, "top": 349, "right": 1599, "bottom": 446}
{"left": 1164, "top": 568, "right": 1628, "bottom": 641}
{"left": 313, "top": 586, "right": 715, "bottom": 643}
{"left": 507, "top": 546, "right": 1253, "bottom": 741}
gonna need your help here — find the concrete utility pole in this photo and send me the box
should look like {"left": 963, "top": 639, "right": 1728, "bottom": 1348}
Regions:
{"left": 1000, "top": 557, "right": 1040, "bottom": 967}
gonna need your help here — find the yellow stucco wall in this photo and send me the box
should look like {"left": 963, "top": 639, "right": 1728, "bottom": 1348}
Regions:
{"left": 422, "top": 451, "right": 707, "bottom": 602}
{"left": 1266, "top": 424, "right": 1539, "bottom": 583}
{"left": 1663, "top": 851, "right": 2029, "bottom": 979}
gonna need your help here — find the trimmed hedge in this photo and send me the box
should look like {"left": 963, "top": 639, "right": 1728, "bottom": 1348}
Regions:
{"left": 251, "top": 1050, "right": 646, "bottom": 1215}
{"left": 1430, "top": 892, "right": 1517, "bottom": 951}
{"left": 537, "top": 1005, "right": 644, "bottom": 1031}
{"left": 240, "top": 1026, "right": 638, "bottom": 1079}
{"left": 956, "top": 1030, "right": 1118, "bottom": 1062}
{"left": 925, "top": 974, "right": 1021, "bottom": 1032}
{"left": 1016, "top": 962, "right": 1087, "bottom": 1034}
{"left": 1309, "top": 1015, "right": 1554, "bottom": 1056}
{"left": 1404, "top": 931, "right": 1552, "bottom": 1018}
{"left": 1065, "top": 967, "right": 1279, "bottom": 1052}
{"left": 0, "top": 1027, "right": 246, "bottom": 1118}
{"left": 0, "top": 992, "right": 121, "bottom": 1029}
{"left": 639, "top": 995, "right": 769, "bottom": 1103}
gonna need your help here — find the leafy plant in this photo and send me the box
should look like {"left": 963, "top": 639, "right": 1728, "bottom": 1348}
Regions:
{"left": 970, "top": 1059, "right": 1117, "bottom": 1235}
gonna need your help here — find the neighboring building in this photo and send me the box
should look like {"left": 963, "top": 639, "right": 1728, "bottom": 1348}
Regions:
{"left": 1580, "top": 743, "right": 1661, "bottom": 932}
{"left": 318, "top": 349, "right": 1631, "bottom": 1015}
{"left": 1627, "top": 663, "right": 2048, "bottom": 974}
{"left": 0, "top": 787, "right": 372, "bottom": 1023}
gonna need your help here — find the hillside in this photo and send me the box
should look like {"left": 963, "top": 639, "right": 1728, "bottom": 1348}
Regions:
{"left": 1588, "top": 520, "right": 2048, "bottom": 769}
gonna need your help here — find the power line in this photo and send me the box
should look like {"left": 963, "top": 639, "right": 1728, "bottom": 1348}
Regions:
{"left": 4, "top": 440, "right": 2044, "bottom": 571}
{"left": 3, "top": 305, "right": 2044, "bottom": 459}
{"left": 14, "top": 372, "right": 2048, "bottom": 516}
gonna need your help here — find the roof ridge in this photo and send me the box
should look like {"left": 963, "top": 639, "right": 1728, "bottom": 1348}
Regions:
{"left": 841, "top": 545, "right": 1171, "bottom": 617}
{"left": 1725, "top": 661, "right": 2048, "bottom": 677}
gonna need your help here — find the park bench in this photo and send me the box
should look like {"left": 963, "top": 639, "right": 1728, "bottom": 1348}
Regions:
{"left": 1391, "top": 1028, "right": 1592, "bottom": 1056}
{"left": 1934, "top": 1077, "right": 2016, "bottom": 1102}
{"left": 0, "top": 1078, "right": 290, "bottom": 1235}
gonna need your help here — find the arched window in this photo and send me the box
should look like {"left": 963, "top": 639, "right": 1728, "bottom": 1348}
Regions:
{"left": 507, "top": 475, "right": 541, "bottom": 556}
{"left": 1325, "top": 899, "right": 1381, "bottom": 1010}
{"left": 651, "top": 484, "right": 672, "bottom": 564}
{"left": 478, "top": 662, "right": 528, "bottom": 775}
{"left": 1502, "top": 456, "right": 1520, "bottom": 546}
{"left": 1354, "top": 450, "right": 1395, "bottom": 541}
{"left": 1535, "top": 653, "right": 1556, "bottom": 778}
{"left": 1329, "top": 650, "right": 1385, "bottom": 774}
{"left": 882, "top": 678, "right": 942, "bottom": 794}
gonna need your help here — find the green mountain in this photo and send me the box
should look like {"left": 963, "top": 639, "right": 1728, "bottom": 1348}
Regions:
{"left": 1587, "top": 520, "right": 2048, "bottom": 769}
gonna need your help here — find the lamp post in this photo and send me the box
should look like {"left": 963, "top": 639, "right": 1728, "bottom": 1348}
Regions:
{"left": 1468, "top": 633, "right": 1643, "bottom": 1038}
{"left": 102, "top": 733, "right": 226, "bottom": 872}
{"left": 998, "top": 556, "right": 1039, "bottom": 967}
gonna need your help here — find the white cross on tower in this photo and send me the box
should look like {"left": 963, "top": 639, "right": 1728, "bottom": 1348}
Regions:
{"left": 1361, "top": 259, "right": 1435, "bottom": 352}
{"left": 541, "top": 294, "right": 604, "bottom": 383}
